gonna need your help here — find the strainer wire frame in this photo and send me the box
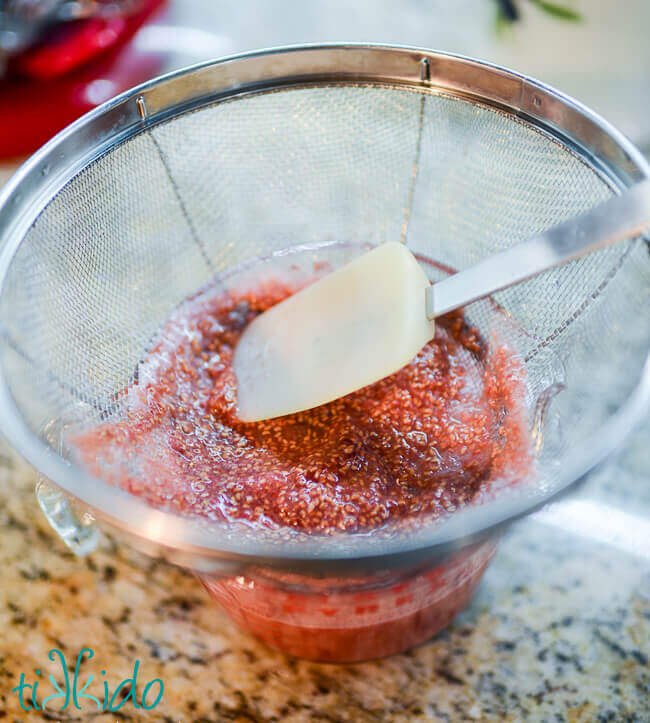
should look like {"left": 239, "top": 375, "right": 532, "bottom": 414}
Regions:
{"left": 0, "top": 44, "right": 648, "bottom": 574}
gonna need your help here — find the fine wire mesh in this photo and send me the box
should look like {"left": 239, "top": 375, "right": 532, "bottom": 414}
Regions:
{"left": 0, "top": 83, "right": 648, "bottom": 544}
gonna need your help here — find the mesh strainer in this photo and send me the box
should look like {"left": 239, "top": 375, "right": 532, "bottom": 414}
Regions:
{"left": 0, "top": 45, "right": 648, "bottom": 576}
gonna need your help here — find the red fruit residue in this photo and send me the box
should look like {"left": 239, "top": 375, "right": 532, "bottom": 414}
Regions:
{"left": 70, "top": 275, "right": 531, "bottom": 534}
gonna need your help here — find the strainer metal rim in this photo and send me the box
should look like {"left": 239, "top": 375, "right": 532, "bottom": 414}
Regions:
{"left": 0, "top": 43, "right": 648, "bottom": 572}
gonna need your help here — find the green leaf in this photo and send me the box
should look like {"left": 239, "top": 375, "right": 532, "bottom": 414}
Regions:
{"left": 529, "top": 0, "right": 582, "bottom": 21}
{"left": 495, "top": 9, "right": 510, "bottom": 35}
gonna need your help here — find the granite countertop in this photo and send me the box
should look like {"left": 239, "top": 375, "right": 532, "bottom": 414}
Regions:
{"left": 0, "top": 411, "right": 648, "bottom": 721}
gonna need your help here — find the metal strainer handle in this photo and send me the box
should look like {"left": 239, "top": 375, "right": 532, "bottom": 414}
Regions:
{"left": 427, "top": 178, "right": 650, "bottom": 317}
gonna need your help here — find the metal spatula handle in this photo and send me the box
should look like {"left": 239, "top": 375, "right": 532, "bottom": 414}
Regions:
{"left": 427, "top": 178, "right": 650, "bottom": 318}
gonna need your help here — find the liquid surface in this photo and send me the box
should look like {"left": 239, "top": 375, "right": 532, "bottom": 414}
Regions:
{"left": 71, "top": 275, "right": 531, "bottom": 535}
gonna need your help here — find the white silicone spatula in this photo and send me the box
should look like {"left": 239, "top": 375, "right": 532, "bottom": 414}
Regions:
{"left": 234, "top": 179, "right": 650, "bottom": 422}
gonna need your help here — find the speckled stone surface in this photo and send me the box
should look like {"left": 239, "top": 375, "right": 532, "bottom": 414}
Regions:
{"left": 0, "top": 411, "right": 648, "bottom": 721}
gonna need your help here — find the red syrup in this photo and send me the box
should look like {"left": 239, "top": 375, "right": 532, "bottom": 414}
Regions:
{"left": 70, "top": 254, "right": 532, "bottom": 661}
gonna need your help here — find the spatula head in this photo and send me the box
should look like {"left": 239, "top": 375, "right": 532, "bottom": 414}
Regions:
{"left": 234, "top": 242, "right": 434, "bottom": 422}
